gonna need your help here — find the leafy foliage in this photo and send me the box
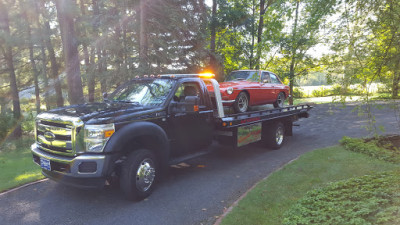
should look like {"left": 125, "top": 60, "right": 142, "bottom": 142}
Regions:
{"left": 283, "top": 171, "right": 400, "bottom": 225}
{"left": 340, "top": 136, "right": 400, "bottom": 163}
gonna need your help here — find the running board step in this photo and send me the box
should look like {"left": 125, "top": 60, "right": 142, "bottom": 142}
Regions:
{"left": 168, "top": 150, "right": 211, "bottom": 166}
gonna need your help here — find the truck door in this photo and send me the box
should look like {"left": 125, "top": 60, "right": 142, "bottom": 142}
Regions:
{"left": 168, "top": 80, "right": 214, "bottom": 156}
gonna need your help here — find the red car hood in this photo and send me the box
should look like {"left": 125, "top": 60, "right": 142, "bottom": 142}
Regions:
{"left": 207, "top": 80, "right": 253, "bottom": 92}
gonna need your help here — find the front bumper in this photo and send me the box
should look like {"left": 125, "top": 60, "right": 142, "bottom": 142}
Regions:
{"left": 31, "top": 143, "right": 107, "bottom": 188}
{"left": 221, "top": 99, "right": 235, "bottom": 105}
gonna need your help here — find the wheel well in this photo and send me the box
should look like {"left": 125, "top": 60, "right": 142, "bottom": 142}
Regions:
{"left": 108, "top": 135, "right": 164, "bottom": 178}
{"left": 121, "top": 135, "right": 162, "bottom": 157}
{"left": 241, "top": 90, "right": 250, "bottom": 99}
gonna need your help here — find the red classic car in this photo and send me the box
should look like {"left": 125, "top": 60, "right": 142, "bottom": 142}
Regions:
{"left": 208, "top": 70, "right": 290, "bottom": 113}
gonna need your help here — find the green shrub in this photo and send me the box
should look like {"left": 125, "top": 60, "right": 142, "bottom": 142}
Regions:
{"left": 283, "top": 171, "right": 400, "bottom": 225}
{"left": 377, "top": 84, "right": 391, "bottom": 94}
{"left": 330, "top": 84, "right": 352, "bottom": 96}
{"left": 312, "top": 86, "right": 331, "bottom": 97}
{"left": 340, "top": 136, "right": 400, "bottom": 163}
{"left": 293, "top": 87, "right": 305, "bottom": 98}
{"left": 0, "top": 114, "right": 16, "bottom": 140}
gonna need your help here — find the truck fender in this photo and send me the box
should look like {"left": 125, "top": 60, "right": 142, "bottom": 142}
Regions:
{"left": 103, "top": 121, "right": 170, "bottom": 168}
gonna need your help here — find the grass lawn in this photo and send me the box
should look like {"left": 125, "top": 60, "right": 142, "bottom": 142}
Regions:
{"left": 0, "top": 137, "right": 44, "bottom": 192}
{"left": 220, "top": 146, "right": 400, "bottom": 225}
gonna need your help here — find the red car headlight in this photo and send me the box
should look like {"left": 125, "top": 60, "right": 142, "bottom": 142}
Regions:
{"left": 226, "top": 87, "right": 234, "bottom": 95}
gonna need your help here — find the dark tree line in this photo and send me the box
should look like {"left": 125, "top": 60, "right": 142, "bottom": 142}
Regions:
{"left": 0, "top": 0, "right": 208, "bottom": 138}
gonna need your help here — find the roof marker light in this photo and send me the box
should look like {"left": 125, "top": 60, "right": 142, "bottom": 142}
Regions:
{"left": 199, "top": 73, "right": 215, "bottom": 79}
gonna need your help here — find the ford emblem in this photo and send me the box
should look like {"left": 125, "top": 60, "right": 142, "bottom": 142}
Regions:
{"left": 44, "top": 131, "right": 56, "bottom": 142}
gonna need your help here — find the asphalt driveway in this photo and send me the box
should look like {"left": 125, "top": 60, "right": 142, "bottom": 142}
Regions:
{"left": 1, "top": 102, "right": 399, "bottom": 225}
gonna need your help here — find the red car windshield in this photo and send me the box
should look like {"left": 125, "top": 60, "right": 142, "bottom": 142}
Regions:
{"left": 225, "top": 71, "right": 259, "bottom": 82}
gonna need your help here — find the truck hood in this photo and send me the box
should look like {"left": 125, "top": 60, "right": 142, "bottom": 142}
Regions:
{"left": 46, "top": 102, "right": 162, "bottom": 124}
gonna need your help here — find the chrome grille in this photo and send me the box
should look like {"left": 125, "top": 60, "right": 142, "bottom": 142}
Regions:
{"left": 36, "top": 113, "right": 82, "bottom": 156}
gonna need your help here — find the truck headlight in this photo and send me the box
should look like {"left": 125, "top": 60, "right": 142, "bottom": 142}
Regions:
{"left": 226, "top": 87, "right": 234, "bottom": 95}
{"left": 84, "top": 124, "right": 115, "bottom": 152}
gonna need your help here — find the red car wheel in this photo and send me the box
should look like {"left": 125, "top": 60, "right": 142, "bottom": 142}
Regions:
{"left": 273, "top": 92, "right": 285, "bottom": 108}
{"left": 233, "top": 92, "right": 249, "bottom": 113}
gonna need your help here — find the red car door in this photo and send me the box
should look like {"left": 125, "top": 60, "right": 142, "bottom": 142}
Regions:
{"left": 242, "top": 71, "right": 264, "bottom": 105}
{"left": 258, "top": 71, "right": 276, "bottom": 104}
{"left": 269, "top": 72, "right": 286, "bottom": 99}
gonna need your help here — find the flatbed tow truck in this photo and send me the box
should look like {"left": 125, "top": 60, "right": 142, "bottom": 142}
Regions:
{"left": 31, "top": 74, "right": 312, "bottom": 200}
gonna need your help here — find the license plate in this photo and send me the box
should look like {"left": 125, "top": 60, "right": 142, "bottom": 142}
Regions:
{"left": 40, "top": 158, "right": 51, "bottom": 171}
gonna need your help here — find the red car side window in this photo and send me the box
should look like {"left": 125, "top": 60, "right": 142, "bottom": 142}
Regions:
{"left": 261, "top": 72, "right": 270, "bottom": 83}
{"left": 247, "top": 71, "right": 259, "bottom": 82}
{"left": 270, "top": 73, "right": 281, "bottom": 84}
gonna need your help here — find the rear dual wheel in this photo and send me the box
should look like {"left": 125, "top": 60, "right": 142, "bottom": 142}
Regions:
{"left": 264, "top": 122, "right": 285, "bottom": 150}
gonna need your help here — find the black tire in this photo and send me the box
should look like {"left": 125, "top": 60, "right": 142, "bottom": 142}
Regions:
{"left": 233, "top": 92, "right": 249, "bottom": 113}
{"left": 264, "top": 122, "right": 285, "bottom": 150}
{"left": 273, "top": 92, "right": 285, "bottom": 108}
{"left": 120, "top": 149, "right": 158, "bottom": 201}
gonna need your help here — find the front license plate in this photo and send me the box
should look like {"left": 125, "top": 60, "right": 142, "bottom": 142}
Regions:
{"left": 40, "top": 158, "right": 51, "bottom": 171}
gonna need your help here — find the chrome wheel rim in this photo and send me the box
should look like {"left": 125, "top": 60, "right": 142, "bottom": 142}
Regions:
{"left": 238, "top": 94, "right": 248, "bottom": 112}
{"left": 277, "top": 93, "right": 284, "bottom": 107}
{"left": 136, "top": 158, "right": 156, "bottom": 192}
{"left": 276, "top": 126, "right": 284, "bottom": 145}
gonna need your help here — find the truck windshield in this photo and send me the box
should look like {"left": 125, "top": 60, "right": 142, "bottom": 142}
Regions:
{"left": 110, "top": 79, "right": 176, "bottom": 107}
{"left": 225, "top": 71, "right": 259, "bottom": 82}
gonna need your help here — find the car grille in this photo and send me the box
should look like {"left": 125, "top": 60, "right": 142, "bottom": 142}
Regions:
{"left": 36, "top": 116, "right": 78, "bottom": 156}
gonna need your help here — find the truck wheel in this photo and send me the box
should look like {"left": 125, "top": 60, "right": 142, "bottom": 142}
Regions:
{"left": 265, "top": 122, "right": 285, "bottom": 150}
{"left": 273, "top": 92, "right": 285, "bottom": 108}
{"left": 120, "top": 149, "right": 157, "bottom": 201}
{"left": 233, "top": 92, "right": 249, "bottom": 113}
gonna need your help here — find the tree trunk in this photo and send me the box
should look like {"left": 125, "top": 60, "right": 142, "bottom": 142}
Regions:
{"left": 392, "top": 59, "right": 400, "bottom": 98}
{"left": 41, "top": 0, "right": 64, "bottom": 107}
{"left": 55, "top": 0, "right": 84, "bottom": 105}
{"left": 92, "top": 0, "right": 103, "bottom": 96}
{"left": 255, "top": 0, "right": 266, "bottom": 70}
{"left": 209, "top": 0, "right": 219, "bottom": 79}
{"left": 210, "top": 0, "right": 216, "bottom": 53}
{"left": 20, "top": 0, "right": 41, "bottom": 113}
{"left": 34, "top": 0, "right": 51, "bottom": 110}
{"left": 139, "top": 0, "right": 148, "bottom": 74}
{"left": 122, "top": 19, "right": 128, "bottom": 79}
{"left": 88, "top": 48, "right": 96, "bottom": 101}
{"left": 101, "top": 50, "right": 108, "bottom": 94}
{"left": 79, "top": 0, "right": 93, "bottom": 102}
{"left": 288, "top": 0, "right": 300, "bottom": 105}
{"left": 0, "top": 1, "right": 22, "bottom": 138}
{"left": 249, "top": 0, "right": 256, "bottom": 69}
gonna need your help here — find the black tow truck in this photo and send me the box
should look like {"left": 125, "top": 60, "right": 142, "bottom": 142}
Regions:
{"left": 31, "top": 74, "right": 312, "bottom": 200}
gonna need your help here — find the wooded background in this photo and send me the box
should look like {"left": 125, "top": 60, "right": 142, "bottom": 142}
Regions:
{"left": 0, "top": 0, "right": 399, "bottom": 139}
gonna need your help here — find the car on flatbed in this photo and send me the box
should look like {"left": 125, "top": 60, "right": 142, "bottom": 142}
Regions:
{"left": 31, "top": 74, "right": 311, "bottom": 201}
{"left": 208, "top": 70, "right": 289, "bottom": 113}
